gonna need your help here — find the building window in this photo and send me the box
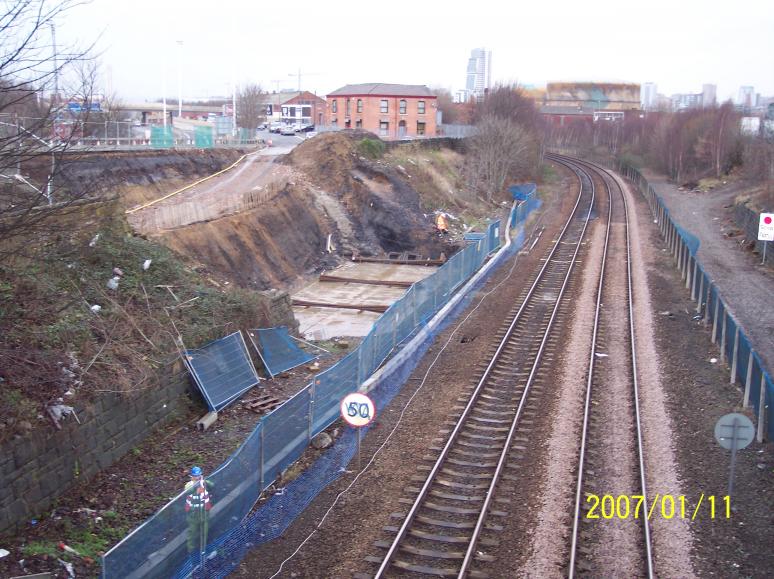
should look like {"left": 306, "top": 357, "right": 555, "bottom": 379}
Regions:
{"left": 380, "top": 99, "right": 388, "bottom": 114}
{"left": 331, "top": 99, "right": 337, "bottom": 113}
{"left": 357, "top": 99, "right": 363, "bottom": 113}
{"left": 417, "top": 121, "right": 426, "bottom": 135}
{"left": 356, "top": 119, "right": 362, "bottom": 129}
{"left": 399, "top": 99, "right": 407, "bottom": 114}
{"left": 418, "top": 100, "right": 426, "bottom": 114}
{"left": 379, "top": 121, "right": 389, "bottom": 136}
{"left": 346, "top": 98, "right": 351, "bottom": 116}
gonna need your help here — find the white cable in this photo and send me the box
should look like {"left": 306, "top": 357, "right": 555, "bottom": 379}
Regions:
{"left": 267, "top": 212, "right": 547, "bottom": 579}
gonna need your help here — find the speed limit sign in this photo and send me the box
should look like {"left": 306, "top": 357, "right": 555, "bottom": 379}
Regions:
{"left": 340, "top": 392, "right": 375, "bottom": 427}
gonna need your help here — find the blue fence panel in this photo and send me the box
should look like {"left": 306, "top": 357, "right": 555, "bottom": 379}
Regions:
{"left": 414, "top": 277, "right": 435, "bottom": 325}
{"left": 184, "top": 332, "right": 260, "bottom": 411}
{"left": 395, "top": 289, "right": 417, "bottom": 345}
{"left": 737, "top": 333, "right": 752, "bottom": 390}
{"left": 249, "top": 327, "right": 316, "bottom": 377}
{"left": 724, "top": 315, "right": 738, "bottom": 365}
{"left": 312, "top": 350, "right": 360, "bottom": 435}
{"left": 261, "top": 389, "right": 311, "bottom": 486}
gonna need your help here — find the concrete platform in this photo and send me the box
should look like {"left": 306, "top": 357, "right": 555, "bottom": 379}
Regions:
{"left": 294, "top": 262, "right": 437, "bottom": 339}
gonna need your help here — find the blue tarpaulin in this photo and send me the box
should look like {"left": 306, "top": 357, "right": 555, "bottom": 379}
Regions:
{"left": 509, "top": 183, "right": 537, "bottom": 200}
{"left": 248, "top": 327, "right": 319, "bottom": 378}
{"left": 184, "top": 331, "right": 261, "bottom": 411}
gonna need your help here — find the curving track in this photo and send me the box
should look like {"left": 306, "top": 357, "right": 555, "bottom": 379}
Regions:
{"left": 552, "top": 155, "right": 655, "bottom": 578}
{"left": 364, "top": 157, "right": 597, "bottom": 578}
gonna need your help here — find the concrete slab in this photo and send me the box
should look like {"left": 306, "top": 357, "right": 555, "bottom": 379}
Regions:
{"left": 293, "top": 262, "right": 437, "bottom": 339}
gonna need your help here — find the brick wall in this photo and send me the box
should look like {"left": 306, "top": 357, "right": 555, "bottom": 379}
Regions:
{"left": 0, "top": 289, "right": 297, "bottom": 535}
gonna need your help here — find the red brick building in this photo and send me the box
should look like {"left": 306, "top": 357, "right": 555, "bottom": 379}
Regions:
{"left": 280, "top": 91, "right": 327, "bottom": 127}
{"left": 325, "top": 83, "right": 437, "bottom": 139}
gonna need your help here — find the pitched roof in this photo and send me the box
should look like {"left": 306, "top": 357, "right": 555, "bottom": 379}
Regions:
{"left": 327, "top": 83, "right": 436, "bottom": 98}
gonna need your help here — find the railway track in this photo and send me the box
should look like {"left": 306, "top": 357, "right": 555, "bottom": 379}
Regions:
{"left": 362, "top": 158, "right": 597, "bottom": 578}
{"left": 554, "top": 155, "right": 655, "bottom": 578}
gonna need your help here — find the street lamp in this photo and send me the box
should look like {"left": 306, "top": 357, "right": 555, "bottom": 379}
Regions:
{"left": 176, "top": 40, "right": 183, "bottom": 119}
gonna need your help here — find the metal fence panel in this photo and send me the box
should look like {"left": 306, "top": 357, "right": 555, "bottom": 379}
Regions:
{"left": 261, "top": 389, "right": 312, "bottom": 485}
{"left": 184, "top": 332, "right": 260, "bottom": 411}
{"left": 312, "top": 350, "right": 360, "bottom": 434}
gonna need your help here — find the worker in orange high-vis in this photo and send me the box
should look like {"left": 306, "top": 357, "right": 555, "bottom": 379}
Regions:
{"left": 185, "top": 466, "right": 214, "bottom": 555}
{"left": 435, "top": 213, "right": 449, "bottom": 234}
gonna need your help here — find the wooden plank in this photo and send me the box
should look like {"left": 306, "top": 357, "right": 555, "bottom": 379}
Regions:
{"left": 318, "top": 274, "right": 413, "bottom": 288}
{"left": 291, "top": 299, "right": 389, "bottom": 313}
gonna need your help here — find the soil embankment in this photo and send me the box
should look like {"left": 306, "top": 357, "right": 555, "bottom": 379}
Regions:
{"left": 142, "top": 133, "right": 489, "bottom": 290}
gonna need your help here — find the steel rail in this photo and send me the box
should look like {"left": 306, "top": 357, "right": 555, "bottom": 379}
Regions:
{"left": 560, "top": 155, "right": 655, "bottom": 578}
{"left": 457, "top": 160, "right": 596, "bottom": 578}
{"left": 373, "top": 156, "right": 594, "bottom": 578}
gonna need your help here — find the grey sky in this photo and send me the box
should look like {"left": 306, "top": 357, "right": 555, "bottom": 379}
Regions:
{"left": 56, "top": 0, "right": 774, "bottom": 103}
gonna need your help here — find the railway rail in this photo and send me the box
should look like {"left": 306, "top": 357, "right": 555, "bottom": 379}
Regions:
{"left": 363, "top": 156, "right": 597, "bottom": 578}
{"left": 554, "top": 155, "right": 655, "bottom": 578}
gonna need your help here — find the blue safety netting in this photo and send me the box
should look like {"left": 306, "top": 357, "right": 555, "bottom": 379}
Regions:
{"left": 184, "top": 331, "right": 261, "bottom": 412}
{"left": 150, "top": 125, "right": 173, "bottom": 148}
{"left": 103, "top": 190, "right": 541, "bottom": 578}
{"left": 509, "top": 182, "right": 537, "bottom": 200}
{"left": 248, "top": 327, "right": 317, "bottom": 378}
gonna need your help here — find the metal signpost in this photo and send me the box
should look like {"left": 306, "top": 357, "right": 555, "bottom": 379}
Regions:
{"left": 714, "top": 413, "right": 755, "bottom": 502}
{"left": 758, "top": 213, "right": 774, "bottom": 265}
{"left": 340, "top": 392, "right": 376, "bottom": 471}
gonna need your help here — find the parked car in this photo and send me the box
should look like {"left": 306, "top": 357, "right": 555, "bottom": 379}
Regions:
{"left": 280, "top": 124, "right": 297, "bottom": 136}
{"left": 298, "top": 124, "right": 315, "bottom": 133}
{"left": 269, "top": 122, "right": 283, "bottom": 133}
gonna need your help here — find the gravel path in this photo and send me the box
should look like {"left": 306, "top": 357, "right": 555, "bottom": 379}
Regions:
{"left": 641, "top": 170, "right": 774, "bottom": 378}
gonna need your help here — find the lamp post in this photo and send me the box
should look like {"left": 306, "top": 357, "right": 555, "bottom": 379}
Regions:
{"left": 176, "top": 40, "right": 183, "bottom": 119}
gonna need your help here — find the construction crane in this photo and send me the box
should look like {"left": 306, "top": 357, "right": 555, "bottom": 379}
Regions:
{"left": 287, "top": 68, "right": 322, "bottom": 93}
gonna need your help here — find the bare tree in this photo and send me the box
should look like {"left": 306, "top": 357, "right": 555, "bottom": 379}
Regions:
{"left": 466, "top": 114, "right": 536, "bottom": 202}
{"left": 431, "top": 87, "right": 458, "bottom": 125}
{"left": 236, "top": 83, "right": 266, "bottom": 130}
{"left": 0, "top": 0, "right": 94, "bottom": 257}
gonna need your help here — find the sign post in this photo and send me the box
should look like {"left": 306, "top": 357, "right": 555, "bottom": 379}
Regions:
{"left": 758, "top": 213, "right": 774, "bottom": 265}
{"left": 714, "top": 413, "right": 755, "bottom": 503}
{"left": 340, "top": 392, "right": 376, "bottom": 472}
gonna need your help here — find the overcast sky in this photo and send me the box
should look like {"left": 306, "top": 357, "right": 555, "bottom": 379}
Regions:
{"left": 55, "top": 0, "right": 774, "bottom": 103}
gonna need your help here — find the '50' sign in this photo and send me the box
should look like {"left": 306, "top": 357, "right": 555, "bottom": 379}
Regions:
{"left": 340, "top": 393, "right": 376, "bottom": 427}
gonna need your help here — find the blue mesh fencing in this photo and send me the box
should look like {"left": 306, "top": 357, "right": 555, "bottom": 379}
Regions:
{"left": 248, "top": 327, "right": 317, "bottom": 378}
{"left": 103, "top": 193, "right": 539, "bottom": 578}
{"left": 184, "top": 332, "right": 261, "bottom": 411}
{"left": 620, "top": 161, "right": 772, "bottom": 444}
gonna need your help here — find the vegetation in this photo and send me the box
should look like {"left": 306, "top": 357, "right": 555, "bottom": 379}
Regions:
{"left": 357, "top": 138, "right": 386, "bottom": 159}
{"left": 0, "top": 203, "right": 275, "bottom": 440}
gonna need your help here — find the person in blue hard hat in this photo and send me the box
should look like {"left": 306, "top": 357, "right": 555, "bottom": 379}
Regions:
{"left": 184, "top": 466, "right": 214, "bottom": 555}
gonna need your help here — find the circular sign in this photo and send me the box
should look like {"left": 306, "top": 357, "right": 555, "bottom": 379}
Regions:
{"left": 714, "top": 413, "right": 755, "bottom": 450}
{"left": 340, "top": 392, "right": 375, "bottom": 427}
{"left": 765, "top": 216, "right": 772, "bottom": 225}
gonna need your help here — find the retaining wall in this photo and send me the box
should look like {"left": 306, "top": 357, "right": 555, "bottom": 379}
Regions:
{"left": 0, "top": 359, "right": 193, "bottom": 535}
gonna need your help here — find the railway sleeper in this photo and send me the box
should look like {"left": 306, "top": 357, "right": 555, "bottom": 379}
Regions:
{"left": 374, "top": 557, "right": 489, "bottom": 578}
{"left": 411, "top": 475, "right": 491, "bottom": 490}
{"left": 384, "top": 526, "right": 500, "bottom": 548}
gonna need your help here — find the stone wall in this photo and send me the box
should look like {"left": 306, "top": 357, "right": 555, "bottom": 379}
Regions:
{"left": 0, "top": 358, "right": 193, "bottom": 535}
{"left": 734, "top": 201, "right": 774, "bottom": 267}
{"left": 0, "top": 288, "right": 297, "bottom": 535}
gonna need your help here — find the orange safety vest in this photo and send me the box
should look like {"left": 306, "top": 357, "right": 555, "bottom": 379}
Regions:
{"left": 185, "top": 478, "right": 212, "bottom": 512}
{"left": 435, "top": 214, "right": 449, "bottom": 232}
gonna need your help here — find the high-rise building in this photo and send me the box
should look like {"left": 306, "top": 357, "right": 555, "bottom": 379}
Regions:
{"left": 738, "top": 86, "right": 755, "bottom": 108}
{"left": 641, "top": 82, "right": 657, "bottom": 109}
{"left": 465, "top": 48, "right": 491, "bottom": 101}
{"left": 701, "top": 84, "right": 716, "bottom": 108}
